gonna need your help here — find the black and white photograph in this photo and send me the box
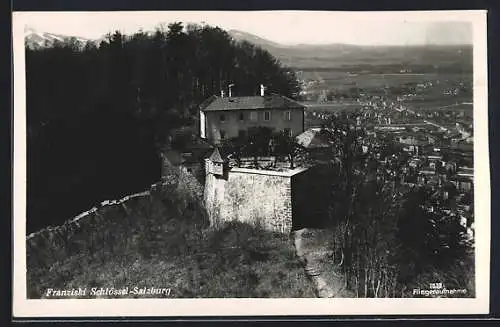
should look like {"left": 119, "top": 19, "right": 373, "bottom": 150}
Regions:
{"left": 12, "top": 10, "right": 489, "bottom": 317}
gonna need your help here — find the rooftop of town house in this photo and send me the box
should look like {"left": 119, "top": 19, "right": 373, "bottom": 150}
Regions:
{"left": 419, "top": 170, "right": 436, "bottom": 175}
{"left": 398, "top": 131, "right": 431, "bottom": 140}
{"left": 450, "top": 175, "right": 474, "bottom": 183}
{"left": 296, "top": 128, "right": 334, "bottom": 149}
{"left": 201, "top": 94, "right": 305, "bottom": 112}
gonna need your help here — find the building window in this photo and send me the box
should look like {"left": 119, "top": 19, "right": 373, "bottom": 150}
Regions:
{"left": 220, "top": 130, "right": 226, "bottom": 139}
{"left": 220, "top": 114, "right": 226, "bottom": 122}
{"left": 284, "top": 128, "right": 292, "bottom": 137}
{"left": 284, "top": 111, "right": 291, "bottom": 121}
{"left": 250, "top": 111, "right": 258, "bottom": 121}
{"left": 264, "top": 111, "right": 271, "bottom": 121}
{"left": 239, "top": 113, "right": 245, "bottom": 121}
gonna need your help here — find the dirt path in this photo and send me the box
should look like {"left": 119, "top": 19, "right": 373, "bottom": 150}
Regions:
{"left": 293, "top": 228, "right": 353, "bottom": 298}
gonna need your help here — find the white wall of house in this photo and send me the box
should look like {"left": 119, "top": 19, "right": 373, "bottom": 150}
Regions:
{"left": 201, "top": 108, "right": 304, "bottom": 143}
{"left": 200, "top": 110, "right": 206, "bottom": 139}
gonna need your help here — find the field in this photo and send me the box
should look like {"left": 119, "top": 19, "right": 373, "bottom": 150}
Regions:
{"left": 303, "top": 71, "right": 435, "bottom": 89}
{"left": 301, "top": 70, "right": 471, "bottom": 91}
{"left": 403, "top": 98, "right": 473, "bottom": 111}
{"left": 299, "top": 68, "right": 473, "bottom": 114}
{"left": 264, "top": 44, "right": 473, "bottom": 71}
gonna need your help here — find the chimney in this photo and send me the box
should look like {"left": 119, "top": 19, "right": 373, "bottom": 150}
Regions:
{"left": 228, "top": 84, "right": 235, "bottom": 98}
{"left": 260, "top": 84, "right": 265, "bottom": 96}
{"left": 220, "top": 90, "right": 225, "bottom": 98}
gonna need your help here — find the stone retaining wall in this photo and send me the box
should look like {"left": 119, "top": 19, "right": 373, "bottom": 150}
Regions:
{"left": 204, "top": 167, "right": 308, "bottom": 234}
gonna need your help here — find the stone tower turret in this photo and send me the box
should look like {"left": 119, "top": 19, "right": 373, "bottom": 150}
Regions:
{"left": 207, "top": 147, "right": 224, "bottom": 176}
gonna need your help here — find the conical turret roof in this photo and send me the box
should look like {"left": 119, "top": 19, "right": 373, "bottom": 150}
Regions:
{"left": 209, "top": 147, "right": 224, "bottom": 163}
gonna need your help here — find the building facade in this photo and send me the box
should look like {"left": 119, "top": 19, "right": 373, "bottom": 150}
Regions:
{"left": 200, "top": 94, "right": 305, "bottom": 144}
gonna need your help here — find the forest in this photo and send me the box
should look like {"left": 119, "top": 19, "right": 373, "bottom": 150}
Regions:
{"left": 26, "top": 22, "right": 300, "bottom": 233}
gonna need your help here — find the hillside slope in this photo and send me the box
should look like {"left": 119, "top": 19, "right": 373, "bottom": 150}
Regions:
{"left": 27, "top": 166, "right": 315, "bottom": 299}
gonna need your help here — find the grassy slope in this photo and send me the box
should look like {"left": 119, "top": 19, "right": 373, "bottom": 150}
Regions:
{"left": 27, "top": 185, "right": 315, "bottom": 299}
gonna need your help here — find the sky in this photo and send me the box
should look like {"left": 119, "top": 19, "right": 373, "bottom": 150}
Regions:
{"left": 15, "top": 10, "right": 476, "bottom": 46}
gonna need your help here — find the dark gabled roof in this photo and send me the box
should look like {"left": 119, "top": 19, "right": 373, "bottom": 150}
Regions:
{"left": 201, "top": 94, "right": 305, "bottom": 112}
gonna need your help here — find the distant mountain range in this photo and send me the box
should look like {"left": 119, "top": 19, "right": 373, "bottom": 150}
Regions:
{"left": 24, "top": 26, "right": 473, "bottom": 70}
{"left": 227, "top": 29, "right": 284, "bottom": 48}
{"left": 226, "top": 30, "right": 473, "bottom": 70}
{"left": 24, "top": 27, "right": 90, "bottom": 49}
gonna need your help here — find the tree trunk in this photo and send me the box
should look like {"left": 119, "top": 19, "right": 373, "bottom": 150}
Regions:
{"left": 375, "top": 276, "right": 381, "bottom": 298}
{"left": 364, "top": 268, "right": 368, "bottom": 298}
{"left": 355, "top": 273, "right": 359, "bottom": 298}
{"left": 371, "top": 269, "right": 376, "bottom": 297}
